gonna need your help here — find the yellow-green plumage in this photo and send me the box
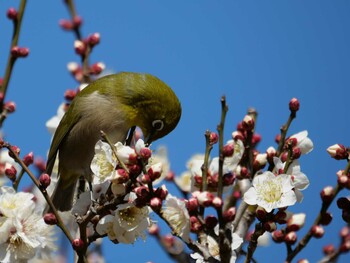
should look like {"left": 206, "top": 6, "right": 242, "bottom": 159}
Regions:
{"left": 46, "top": 72, "right": 181, "bottom": 211}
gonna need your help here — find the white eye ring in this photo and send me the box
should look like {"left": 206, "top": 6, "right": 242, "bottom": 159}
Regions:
{"left": 152, "top": 120, "right": 164, "bottom": 131}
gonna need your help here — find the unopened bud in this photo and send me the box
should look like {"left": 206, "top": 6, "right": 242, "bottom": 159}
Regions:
{"left": 327, "top": 144, "right": 348, "bottom": 160}
{"left": 256, "top": 206, "right": 267, "bottom": 221}
{"left": 67, "top": 62, "right": 80, "bottom": 73}
{"left": 209, "top": 132, "right": 218, "bottom": 145}
{"left": 165, "top": 171, "right": 175, "bottom": 181}
{"left": 289, "top": 98, "right": 300, "bottom": 112}
{"left": 323, "top": 244, "right": 335, "bottom": 255}
{"left": 72, "top": 16, "right": 82, "bottom": 27}
{"left": 266, "top": 146, "right": 276, "bottom": 162}
{"left": 113, "top": 169, "right": 129, "bottom": 184}
{"left": 87, "top": 32, "right": 100, "bottom": 46}
{"left": 337, "top": 197, "right": 350, "bottom": 210}
{"left": 134, "top": 186, "right": 149, "bottom": 200}
{"left": 74, "top": 40, "right": 86, "bottom": 55}
{"left": 320, "top": 186, "right": 335, "bottom": 203}
{"left": 7, "top": 8, "right": 18, "bottom": 20}
{"left": 190, "top": 216, "right": 202, "bottom": 232}
{"left": 8, "top": 145, "right": 20, "bottom": 158}
{"left": 272, "top": 230, "right": 285, "bottom": 243}
{"left": 23, "top": 152, "right": 34, "bottom": 166}
{"left": 4, "top": 101, "right": 16, "bottom": 113}
{"left": 212, "top": 197, "right": 223, "bottom": 209}
{"left": 90, "top": 62, "right": 105, "bottom": 75}
{"left": 139, "top": 147, "right": 152, "bottom": 160}
{"left": 340, "top": 240, "right": 350, "bottom": 252}
{"left": 292, "top": 147, "right": 301, "bottom": 159}
{"left": 154, "top": 185, "right": 168, "bottom": 200}
{"left": 11, "top": 46, "right": 29, "bottom": 57}
{"left": 5, "top": 164, "right": 17, "bottom": 181}
{"left": 287, "top": 213, "right": 306, "bottom": 232}
{"left": 275, "top": 209, "right": 292, "bottom": 224}
{"left": 311, "top": 225, "right": 324, "bottom": 238}
{"left": 223, "top": 172, "right": 235, "bottom": 186}
{"left": 39, "top": 173, "right": 51, "bottom": 189}
{"left": 186, "top": 198, "right": 199, "bottom": 212}
{"left": 285, "top": 231, "right": 297, "bottom": 244}
{"left": 148, "top": 224, "right": 159, "bottom": 236}
{"left": 242, "top": 115, "right": 255, "bottom": 131}
{"left": 320, "top": 212, "right": 332, "bottom": 226}
{"left": 34, "top": 157, "right": 46, "bottom": 172}
{"left": 223, "top": 207, "right": 236, "bottom": 222}
{"left": 232, "top": 131, "right": 245, "bottom": 141}
{"left": 44, "top": 213, "right": 57, "bottom": 225}
{"left": 253, "top": 153, "right": 267, "bottom": 170}
{"left": 223, "top": 143, "right": 234, "bottom": 157}
{"left": 147, "top": 162, "right": 163, "bottom": 181}
{"left": 59, "top": 19, "right": 74, "bottom": 30}
{"left": 64, "top": 89, "right": 77, "bottom": 101}
{"left": 196, "top": 191, "right": 214, "bottom": 207}
{"left": 150, "top": 197, "right": 162, "bottom": 211}
{"left": 72, "top": 238, "right": 84, "bottom": 251}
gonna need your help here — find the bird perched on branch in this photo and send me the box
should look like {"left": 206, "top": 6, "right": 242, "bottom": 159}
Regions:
{"left": 45, "top": 72, "right": 181, "bottom": 211}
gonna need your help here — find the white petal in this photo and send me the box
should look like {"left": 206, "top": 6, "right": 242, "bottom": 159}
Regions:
{"left": 243, "top": 187, "right": 258, "bottom": 205}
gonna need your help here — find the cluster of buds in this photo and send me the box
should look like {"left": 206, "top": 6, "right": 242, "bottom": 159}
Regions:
{"left": 337, "top": 197, "right": 350, "bottom": 223}
{"left": 74, "top": 32, "right": 101, "bottom": 56}
{"left": 59, "top": 16, "right": 83, "bottom": 31}
{"left": 11, "top": 46, "right": 29, "bottom": 58}
{"left": 271, "top": 213, "right": 307, "bottom": 244}
{"left": 192, "top": 170, "right": 235, "bottom": 191}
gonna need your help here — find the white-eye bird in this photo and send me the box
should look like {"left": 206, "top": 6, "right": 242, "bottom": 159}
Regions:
{"left": 46, "top": 72, "right": 181, "bottom": 211}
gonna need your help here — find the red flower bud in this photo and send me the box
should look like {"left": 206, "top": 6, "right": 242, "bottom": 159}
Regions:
{"left": 327, "top": 144, "right": 349, "bottom": 160}
{"left": 39, "top": 173, "right": 51, "bottom": 189}
{"left": 289, "top": 97, "right": 300, "bottom": 112}
{"left": 139, "top": 147, "right": 152, "bottom": 160}
{"left": 148, "top": 224, "right": 160, "bottom": 236}
{"left": 149, "top": 197, "right": 162, "bottom": 211}
{"left": 272, "top": 230, "right": 285, "bottom": 243}
{"left": 186, "top": 197, "right": 199, "bottom": 212}
{"left": 190, "top": 216, "right": 202, "bottom": 232}
{"left": 59, "top": 19, "right": 74, "bottom": 30}
{"left": 4, "top": 101, "right": 16, "bottom": 113}
{"left": 285, "top": 231, "right": 297, "bottom": 244}
{"left": 90, "top": 62, "right": 105, "bottom": 75}
{"left": 320, "top": 186, "right": 335, "bottom": 203}
{"left": 242, "top": 115, "right": 255, "bottom": 131}
{"left": 292, "top": 147, "right": 301, "bottom": 159}
{"left": 323, "top": 244, "right": 335, "bottom": 255}
{"left": 7, "top": 8, "right": 18, "bottom": 20}
{"left": 44, "top": 213, "right": 57, "bottom": 225}
{"left": 209, "top": 132, "right": 218, "bottom": 145}
{"left": 263, "top": 221, "right": 277, "bottom": 232}
{"left": 320, "top": 212, "right": 332, "bottom": 226}
{"left": 23, "top": 152, "right": 34, "bottom": 166}
{"left": 5, "top": 165, "right": 17, "bottom": 181}
{"left": 87, "top": 32, "right": 100, "bottom": 46}
{"left": 9, "top": 145, "right": 20, "bottom": 159}
{"left": 154, "top": 185, "right": 168, "bottom": 200}
{"left": 64, "top": 89, "right": 77, "bottom": 101}
{"left": 223, "top": 207, "right": 236, "bottom": 222}
{"left": 223, "top": 143, "right": 234, "bottom": 157}
{"left": 311, "top": 225, "right": 324, "bottom": 238}
{"left": 72, "top": 238, "right": 84, "bottom": 251}
{"left": 72, "top": 16, "right": 82, "bottom": 28}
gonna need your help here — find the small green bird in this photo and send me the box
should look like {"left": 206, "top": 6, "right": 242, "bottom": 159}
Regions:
{"left": 46, "top": 72, "right": 181, "bottom": 211}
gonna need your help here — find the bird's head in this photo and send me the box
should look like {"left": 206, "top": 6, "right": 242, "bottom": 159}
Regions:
{"left": 109, "top": 72, "right": 182, "bottom": 144}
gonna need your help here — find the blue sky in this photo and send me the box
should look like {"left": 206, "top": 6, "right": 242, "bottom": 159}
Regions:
{"left": 1, "top": 1, "right": 350, "bottom": 262}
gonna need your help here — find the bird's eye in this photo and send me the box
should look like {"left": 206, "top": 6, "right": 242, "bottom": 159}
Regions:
{"left": 152, "top": 119, "right": 164, "bottom": 131}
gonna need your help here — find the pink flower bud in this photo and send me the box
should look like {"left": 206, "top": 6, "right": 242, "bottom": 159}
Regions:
{"left": 190, "top": 216, "right": 202, "bottom": 232}
{"left": 113, "top": 169, "right": 129, "bottom": 184}
{"left": 4, "top": 101, "right": 16, "bottom": 113}
{"left": 275, "top": 134, "right": 281, "bottom": 144}
{"left": 154, "top": 185, "right": 168, "bottom": 200}
{"left": 292, "top": 147, "right": 301, "bottom": 159}
{"left": 263, "top": 221, "right": 277, "bottom": 232}
{"left": 266, "top": 146, "right": 276, "bottom": 162}
{"left": 253, "top": 153, "right": 267, "bottom": 170}
{"left": 196, "top": 191, "right": 214, "bottom": 207}
{"left": 9, "top": 145, "right": 20, "bottom": 159}
{"left": 165, "top": 171, "right": 175, "bottom": 181}
{"left": 212, "top": 197, "right": 223, "bottom": 209}
{"left": 148, "top": 224, "right": 160, "bottom": 236}
{"left": 311, "top": 225, "right": 324, "bottom": 238}
{"left": 7, "top": 8, "right": 18, "bottom": 20}
{"left": 242, "top": 115, "right": 255, "bottom": 131}
{"left": 23, "top": 152, "right": 34, "bottom": 166}
{"left": 223, "top": 143, "right": 234, "bottom": 157}
{"left": 285, "top": 231, "right": 297, "bottom": 244}
{"left": 150, "top": 197, "right": 162, "bottom": 211}
{"left": 323, "top": 244, "right": 335, "bottom": 255}
{"left": 18, "top": 47, "right": 29, "bottom": 57}
{"left": 280, "top": 151, "right": 288, "bottom": 162}
{"left": 139, "top": 147, "right": 152, "bottom": 160}
{"left": 147, "top": 163, "right": 163, "bottom": 181}
{"left": 44, "top": 213, "right": 57, "bottom": 225}
{"left": 287, "top": 213, "right": 306, "bottom": 232}
{"left": 87, "top": 32, "right": 100, "bottom": 46}
{"left": 72, "top": 238, "right": 84, "bottom": 251}
{"left": 74, "top": 40, "right": 86, "bottom": 55}
{"left": 72, "top": 16, "right": 83, "bottom": 27}
{"left": 272, "top": 230, "right": 285, "bottom": 243}
{"left": 39, "top": 173, "right": 51, "bottom": 189}
{"left": 223, "top": 207, "right": 236, "bottom": 222}
{"left": 232, "top": 131, "right": 245, "bottom": 141}
{"left": 320, "top": 186, "right": 335, "bottom": 203}
{"left": 252, "top": 133, "right": 262, "bottom": 145}
{"left": 327, "top": 144, "right": 348, "bottom": 160}
{"left": 223, "top": 172, "right": 235, "bottom": 186}
{"left": 128, "top": 164, "right": 141, "bottom": 176}
{"left": 205, "top": 215, "right": 218, "bottom": 229}
{"left": 134, "top": 186, "right": 149, "bottom": 200}
{"left": 256, "top": 206, "right": 267, "bottom": 221}
{"left": 11, "top": 46, "right": 29, "bottom": 57}
{"left": 34, "top": 157, "right": 46, "bottom": 172}
{"left": 340, "top": 226, "right": 350, "bottom": 238}
{"left": 5, "top": 165, "right": 17, "bottom": 181}
{"left": 209, "top": 132, "right": 219, "bottom": 145}
{"left": 64, "top": 89, "right": 77, "bottom": 101}
{"left": 59, "top": 19, "right": 74, "bottom": 30}
{"left": 186, "top": 198, "right": 199, "bottom": 212}
{"left": 90, "top": 62, "right": 105, "bottom": 75}
{"left": 289, "top": 97, "right": 300, "bottom": 112}
{"left": 340, "top": 240, "right": 350, "bottom": 252}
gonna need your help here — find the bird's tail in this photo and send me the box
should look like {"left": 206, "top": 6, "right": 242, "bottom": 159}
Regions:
{"left": 46, "top": 177, "right": 77, "bottom": 212}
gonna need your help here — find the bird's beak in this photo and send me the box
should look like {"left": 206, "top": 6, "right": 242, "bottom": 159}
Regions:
{"left": 145, "top": 130, "right": 155, "bottom": 146}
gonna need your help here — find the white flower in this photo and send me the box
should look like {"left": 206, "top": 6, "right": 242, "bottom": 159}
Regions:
{"left": 243, "top": 171, "right": 297, "bottom": 212}
{"left": 224, "top": 139, "right": 245, "bottom": 171}
{"left": 290, "top": 130, "right": 313, "bottom": 154}
{"left": 91, "top": 140, "right": 116, "bottom": 184}
{"left": 162, "top": 194, "right": 190, "bottom": 242}
{"left": 273, "top": 157, "right": 309, "bottom": 202}
{"left": 114, "top": 142, "right": 137, "bottom": 165}
{"left": 174, "top": 171, "right": 192, "bottom": 192}
{"left": 96, "top": 197, "right": 151, "bottom": 244}
{"left": 0, "top": 149, "right": 21, "bottom": 181}
{"left": 46, "top": 103, "right": 65, "bottom": 135}
{"left": 0, "top": 188, "right": 56, "bottom": 263}
{"left": 148, "top": 146, "right": 170, "bottom": 185}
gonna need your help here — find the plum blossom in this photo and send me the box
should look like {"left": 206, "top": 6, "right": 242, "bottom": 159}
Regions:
{"left": 243, "top": 171, "right": 297, "bottom": 213}
{"left": 289, "top": 130, "right": 313, "bottom": 155}
{"left": 161, "top": 194, "right": 190, "bottom": 242}
{"left": 0, "top": 187, "right": 56, "bottom": 263}
{"left": 96, "top": 194, "right": 151, "bottom": 244}
{"left": 273, "top": 157, "right": 309, "bottom": 202}
{"left": 91, "top": 140, "right": 116, "bottom": 184}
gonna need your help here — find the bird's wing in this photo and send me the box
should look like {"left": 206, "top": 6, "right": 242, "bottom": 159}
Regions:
{"left": 46, "top": 103, "right": 81, "bottom": 175}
